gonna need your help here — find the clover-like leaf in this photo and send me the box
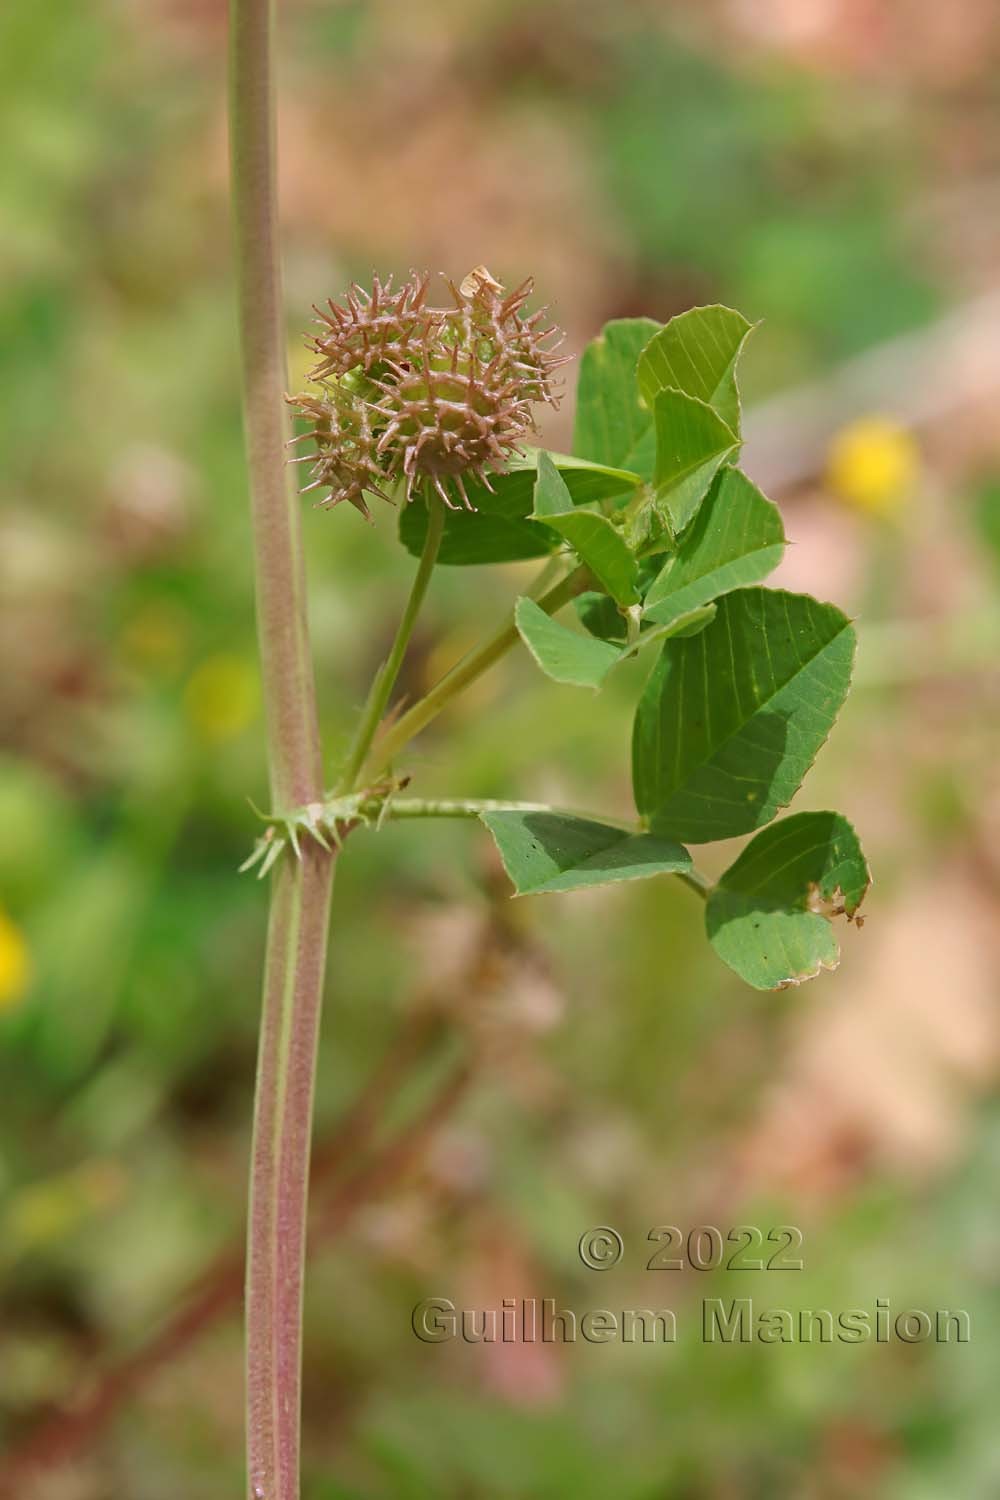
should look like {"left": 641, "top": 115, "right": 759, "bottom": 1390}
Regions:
{"left": 706, "top": 811, "right": 870, "bottom": 990}
{"left": 515, "top": 597, "right": 622, "bottom": 689}
{"left": 481, "top": 809, "right": 691, "bottom": 895}
{"left": 573, "top": 317, "right": 662, "bottom": 477}
{"left": 637, "top": 304, "right": 755, "bottom": 435}
{"left": 652, "top": 389, "right": 740, "bottom": 535}
{"left": 532, "top": 452, "right": 640, "bottom": 605}
{"left": 643, "top": 466, "right": 785, "bottom": 627}
{"left": 399, "top": 450, "right": 641, "bottom": 565}
{"left": 517, "top": 595, "right": 716, "bottom": 691}
{"left": 632, "top": 587, "right": 855, "bottom": 843}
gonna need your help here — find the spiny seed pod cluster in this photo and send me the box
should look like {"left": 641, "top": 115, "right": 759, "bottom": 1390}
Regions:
{"left": 288, "top": 267, "right": 567, "bottom": 518}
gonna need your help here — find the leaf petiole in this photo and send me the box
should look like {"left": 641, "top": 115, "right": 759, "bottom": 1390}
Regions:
{"left": 361, "top": 561, "right": 593, "bottom": 781}
{"left": 336, "top": 492, "right": 445, "bottom": 794}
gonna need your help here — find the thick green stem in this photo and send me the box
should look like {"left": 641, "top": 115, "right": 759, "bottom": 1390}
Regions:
{"left": 336, "top": 494, "right": 445, "bottom": 794}
{"left": 230, "top": 4, "right": 333, "bottom": 1498}
{"left": 363, "top": 562, "right": 590, "bottom": 780}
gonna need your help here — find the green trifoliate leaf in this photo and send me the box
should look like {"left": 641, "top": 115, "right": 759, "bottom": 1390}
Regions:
{"left": 652, "top": 389, "right": 740, "bottom": 535}
{"left": 643, "top": 467, "right": 785, "bottom": 627}
{"left": 632, "top": 587, "right": 855, "bottom": 843}
{"left": 637, "top": 305, "right": 755, "bottom": 435}
{"left": 481, "top": 809, "right": 691, "bottom": 895}
{"left": 573, "top": 317, "right": 662, "bottom": 477}
{"left": 399, "top": 450, "right": 641, "bottom": 566}
{"left": 706, "top": 812, "right": 870, "bottom": 990}
{"left": 531, "top": 453, "right": 640, "bottom": 606}
{"left": 515, "top": 597, "right": 622, "bottom": 689}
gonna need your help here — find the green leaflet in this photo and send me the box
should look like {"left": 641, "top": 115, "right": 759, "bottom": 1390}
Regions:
{"left": 399, "top": 450, "right": 640, "bottom": 566}
{"left": 532, "top": 452, "right": 639, "bottom": 606}
{"left": 517, "top": 596, "right": 716, "bottom": 691}
{"left": 643, "top": 466, "right": 785, "bottom": 626}
{"left": 572, "top": 317, "right": 662, "bottom": 477}
{"left": 481, "top": 809, "right": 691, "bottom": 895}
{"left": 651, "top": 388, "right": 740, "bottom": 535}
{"left": 637, "top": 304, "right": 755, "bottom": 435}
{"left": 515, "top": 597, "right": 622, "bottom": 689}
{"left": 632, "top": 587, "right": 855, "bottom": 843}
{"left": 706, "top": 812, "right": 870, "bottom": 990}
{"left": 399, "top": 489, "right": 551, "bottom": 565}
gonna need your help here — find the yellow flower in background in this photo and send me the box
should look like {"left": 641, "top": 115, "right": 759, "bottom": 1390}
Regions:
{"left": 183, "top": 653, "right": 260, "bottom": 744}
{"left": 0, "top": 906, "right": 31, "bottom": 1011}
{"left": 825, "top": 416, "right": 919, "bottom": 518}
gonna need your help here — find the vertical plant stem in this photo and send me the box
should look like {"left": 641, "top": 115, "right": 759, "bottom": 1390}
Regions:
{"left": 231, "top": 1, "right": 319, "bottom": 815}
{"left": 230, "top": 4, "right": 333, "bottom": 1498}
{"left": 335, "top": 494, "right": 445, "bottom": 794}
{"left": 244, "top": 851, "right": 332, "bottom": 1500}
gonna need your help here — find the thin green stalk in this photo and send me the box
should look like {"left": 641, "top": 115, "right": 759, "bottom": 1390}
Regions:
{"left": 385, "top": 797, "right": 558, "bottom": 819}
{"left": 336, "top": 494, "right": 445, "bottom": 794}
{"left": 363, "top": 562, "right": 590, "bottom": 780}
{"left": 380, "top": 797, "right": 634, "bottom": 832}
{"left": 230, "top": 4, "right": 333, "bottom": 1499}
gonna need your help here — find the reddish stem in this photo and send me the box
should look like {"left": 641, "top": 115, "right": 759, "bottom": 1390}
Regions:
{"left": 229, "top": 2, "right": 332, "bottom": 1495}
